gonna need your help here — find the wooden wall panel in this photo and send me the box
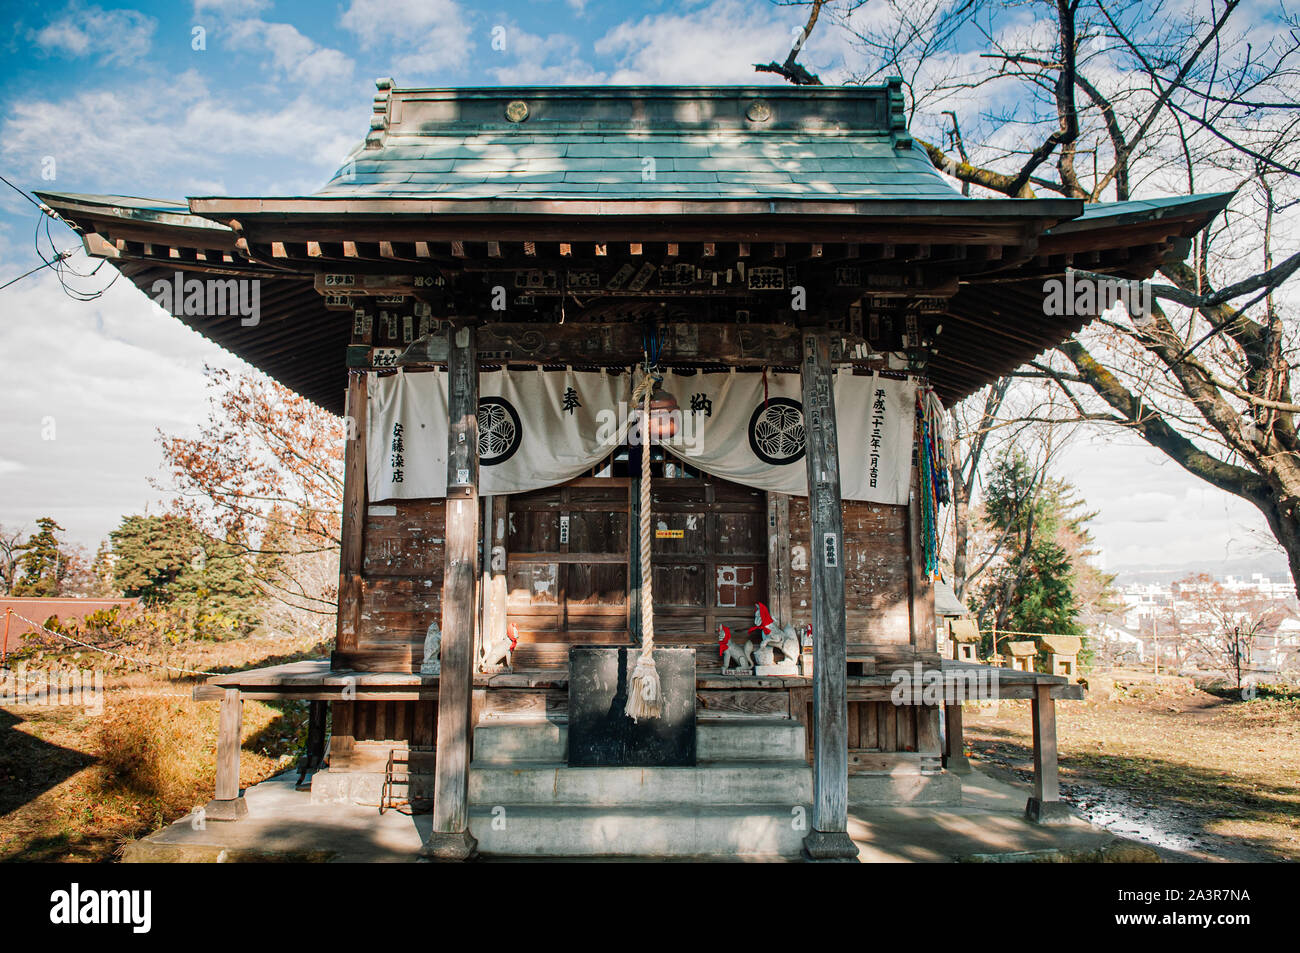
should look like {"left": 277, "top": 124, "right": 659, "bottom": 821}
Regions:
{"left": 346, "top": 500, "right": 447, "bottom": 671}
{"left": 329, "top": 700, "right": 435, "bottom": 753}
{"left": 788, "top": 497, "right": 912, "bottom": 650}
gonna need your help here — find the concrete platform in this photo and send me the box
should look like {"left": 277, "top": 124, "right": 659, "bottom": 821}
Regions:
{"left": 471, "top": 717, "right": 808, "bottom": 763}
{"left": 122, "top": 764, "right": 1158, "bottom": 863}
{"left": 847, "top": 770, "right": 1159, "bottom": 863}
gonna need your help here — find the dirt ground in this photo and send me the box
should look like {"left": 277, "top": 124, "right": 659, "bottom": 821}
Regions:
{"left": 0, "top": 630, "right": 325, "bottom": 863}
{"left": 963, "top": 671, "right": 1300, "bottom": 863}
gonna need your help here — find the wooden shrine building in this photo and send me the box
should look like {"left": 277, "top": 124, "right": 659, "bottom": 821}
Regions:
{"left": 38, "top": 81, "right": 1228, "bottom": 861}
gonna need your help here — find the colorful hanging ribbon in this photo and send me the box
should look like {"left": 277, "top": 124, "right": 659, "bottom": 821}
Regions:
{"left": 916, "top": 386, "right": 950, "bottom": 579}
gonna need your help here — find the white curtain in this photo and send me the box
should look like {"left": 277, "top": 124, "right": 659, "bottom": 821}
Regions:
{"left": 366, "top": 367, "right": 916, "bottom": 505}
{"left": 367, "top": 368, "right": 630, "bottom": 500}
{"left": 658, "top": 369, "right": 915, "bottom": 504}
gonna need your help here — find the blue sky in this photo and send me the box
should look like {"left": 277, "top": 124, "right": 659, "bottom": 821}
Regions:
{"left": 0, "top": 0, "right": 1287, "bottom": 577}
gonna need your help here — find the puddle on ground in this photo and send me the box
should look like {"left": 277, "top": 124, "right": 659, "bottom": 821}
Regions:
{"left": 1065, "top": 783, "right": 1217, "bottom": 857}
{"left": 972, "top": 747, "right": 1262, "bottom": 861}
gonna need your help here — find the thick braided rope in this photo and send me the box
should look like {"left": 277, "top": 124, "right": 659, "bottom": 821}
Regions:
{"left": 624, "top": 371, "right": 663, "bottom": 721}
{"left": 639, "top": 380, "right": 654, "bottom": 660}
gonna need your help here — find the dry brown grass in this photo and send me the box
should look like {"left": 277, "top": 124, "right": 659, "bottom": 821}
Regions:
{"left": 0, "top": 630, "right": 323, "bottom": 863}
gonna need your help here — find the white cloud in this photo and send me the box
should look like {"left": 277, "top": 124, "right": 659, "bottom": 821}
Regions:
{"left": 0, "top": 256, "right": 247, "bottom": 548}
{"left": 192, "top": 0, "right": 269, "bottom": 14}
{"left": 225, "top": 20, "right": 356, "bottom": 86}
{"left": 595, "top": 0, "right": 799, "bottom": 85}
{"left": 30, "top": 2, "right": 156, "bottom": 66}
{"left": 0, "top": 72, "right": 361, "bottom": 197}
{"left": 340, "top": 0, "right": 474, "bottom": 75}
{"left": 486, "top": 27, "right": 605, "bottom": 85}
{"left": 1055, "top": 431, "right": 1278, "bottom": 573}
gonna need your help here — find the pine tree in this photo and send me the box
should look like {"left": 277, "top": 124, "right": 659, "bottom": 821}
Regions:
{"left": 977, "top": 451, "right": 1090, "bottom": 651}
{"left": 108, "top": 514, "right": 261, "bottom": 636}
{"left": 109, "top": 515, "right": 197, "bottom": 604}
{"left": 12, "top": 517, "right": 71, "bottom": 596}
{"left": 171, "top": 529, "right": 261, "bottom": 630}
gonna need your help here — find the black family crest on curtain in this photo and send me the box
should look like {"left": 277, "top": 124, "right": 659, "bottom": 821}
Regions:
{"left": 747, "top": 397, "right": 806, "bottom": 466}
{"left": 477, "top": 396, "right": 522, "bottom": 465}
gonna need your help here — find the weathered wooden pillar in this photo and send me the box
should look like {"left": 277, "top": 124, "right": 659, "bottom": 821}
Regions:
{"left": 1026, "top": 683, "right": 1070, "bottom": 823}
{"left": 766, "top": 492, "right": 793, "bottom": 624}
{"left": 204, "top": 689, "right": 247, "bottom": 820}
{"left": 943, "top": 702, "right": 971, "bottom": 774}
{"left": 424, "top": 321, "right": 480, "bottom": 860}
{"left": 296, "top": 699, "right": 329, "bottom": 789}
{"left": 481, "top": 496, "right": 508, "bottom": 658}
{"left": 798, "top": 332, "right": 857, "bottom": 862}
{"left": 334, "top": 367, "right": 368, "bottom": 666}
{"left": 917, "top": 704, "right": 943, "bottom": 773}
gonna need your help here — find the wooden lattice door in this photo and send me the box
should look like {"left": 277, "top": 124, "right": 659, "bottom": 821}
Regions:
{"left": 504, "top": 477, "right": 631, "bottom": 669}
{"left": 649, "top": 476, "right": 768, "bottom": 672}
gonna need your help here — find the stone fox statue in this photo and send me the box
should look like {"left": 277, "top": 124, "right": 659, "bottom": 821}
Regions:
{"left": 482, "top": 621, "right": 519, "bottom": 671}
{"left": 750, "top": 602, "right": 801, "bottom": 663}
{"left": 717, "top": 623, "right": 754, "bottom": 672}
{"left": 420, "top": 621, "right": 442, "bottom": 675}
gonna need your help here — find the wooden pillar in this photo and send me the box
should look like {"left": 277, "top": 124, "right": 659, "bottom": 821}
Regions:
{"left": 296, "top": 699, "right": 328, "bottom": 789}
{"left": 482, "top": 495, "right": 508, "bottom": 658}
{"left": 204, "top": 689, "right": 247, "bottom": 820}
{"left": 798, "top": 332, "right": 857, "bottom": 862}
{"left": 917, "top": 704, "right": 942, "bottom": 773}
{"left": 334, "top": 369, "right": 368, "bottom": 665}
{"left": 424, "top": 321, "right": 480, "bottom": 860}
{"left": 943, "top": 702, "right": 971, "bottom": 774}
{"left": 1026, "top": 683, "right": 1070, "bottom": 823}
{"left": 766, "top": 492, "right": 793, "bottom": 624}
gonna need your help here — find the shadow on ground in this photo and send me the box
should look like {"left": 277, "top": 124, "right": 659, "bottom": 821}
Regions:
{"left": 968, "top": 723, "right": 1297, "bottom": 862}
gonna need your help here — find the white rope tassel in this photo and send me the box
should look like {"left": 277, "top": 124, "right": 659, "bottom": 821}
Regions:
{"left": 626, "top": 372, "right": 663, "bottom": 722}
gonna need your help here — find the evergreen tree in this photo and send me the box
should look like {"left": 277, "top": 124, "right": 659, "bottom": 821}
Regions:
{"left": 171, "top": 529, "right": 261, "bottom": 628}
{"left": 12, "top": 517, "right": 71, "bottom": 596}
{"left": 109, "top": 514, "right": 260, "bottom": 634}
{"left": 976, "top": 452, "right": 1088, "bottom": 651}
{"left": 109, "top": 515, "right": 197, "bottom": 604}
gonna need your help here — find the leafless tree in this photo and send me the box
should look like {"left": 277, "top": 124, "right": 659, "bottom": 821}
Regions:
{"left": 1174, "top": 573, "right": 1278, "bottom": 688}
{"left": 765, "top": 0, "right": 1300, "bottom": 588}
{"left": 0, "top": 523, "right": 24, "bottom": 595}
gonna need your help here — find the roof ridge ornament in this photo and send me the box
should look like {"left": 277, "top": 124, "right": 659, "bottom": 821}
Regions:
{"left": 886, "top": 76, "right": 912, "bottom": 151}
{"left": 367, "top": 78, "right": 395, "bottom": 151}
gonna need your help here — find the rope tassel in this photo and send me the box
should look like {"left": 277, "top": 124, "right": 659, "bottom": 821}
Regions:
{"left": 626, "top": 369, "right": 663, "bottom": 722}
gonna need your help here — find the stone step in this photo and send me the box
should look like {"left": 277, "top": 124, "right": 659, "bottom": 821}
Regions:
{"left": 470, "top": 761, "right": 811, "bottom": 807}
{"left": 698, "top": 718, "right": 806, "bottom": 762}
{"left": 472, "top": 717, "right": 806, "bottom": 764}
{"left": 474, "top": 718, "right": 566, "bottom": 762}
{"left": 468, "top": 804, "right": 810, "bottom": 859}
